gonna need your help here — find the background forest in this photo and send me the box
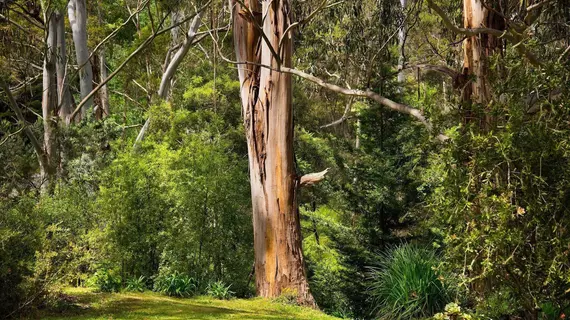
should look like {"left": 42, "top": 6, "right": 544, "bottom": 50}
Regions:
{"left": 1, "top": 0, "right": 570, "bottom": 319}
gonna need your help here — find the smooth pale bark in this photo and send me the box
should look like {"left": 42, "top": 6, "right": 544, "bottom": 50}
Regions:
{"left": 397, "top": 0, "right": 407, "bottom": 84}
{"left": 55, "top": 11, "right": 75, "bottom": 124}
{"left": 68, "top": 0, "right": 93, "bottom": 118}
{"left": 97, "top": 5, "right": 110, "bottom": 117}
{"left": 99, "top": 49, "right": 110, "bottom": 116}
{"left": 231, "top": 0, "right": 316, "bottom": 305}
{"left": 41, "top": 13, "right": 59, "bottom": 193}
{"left": 158, "top": 12, "right": 203, "bottom": 99}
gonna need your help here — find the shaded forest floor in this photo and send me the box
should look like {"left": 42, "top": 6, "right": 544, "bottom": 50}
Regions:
{"left": 29, "top": 288, "right": 337, "bottom": 320}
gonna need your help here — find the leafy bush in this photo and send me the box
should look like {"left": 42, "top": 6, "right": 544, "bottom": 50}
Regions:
{"left": 88, "top": 269, "right": 122, "bottom": 293}
{"left": 368, "top": 244, "right": 453, "bottom": 320}
{"left": 125, "top": 276, "right": 147, "bottom": 292}
{"left": 153, "top": 272, "right": 198, "bottom": 297}
{"left": 0, "top": 197, "right": 41, "bottom": 316}
{"left": 206, "top": 281, "right": 234, "bottom": 300}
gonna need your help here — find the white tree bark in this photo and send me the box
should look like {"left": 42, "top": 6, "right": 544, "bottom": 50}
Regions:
{"left": 68, "top": 0, "right": 93, "bottom": 118}
{"left": 158, "top": 11, "right": 203, "bottom": 99}
{"left": 97, "top": 5, "right": 110, "bottom": 117}
{"left": 99, "top": 49, "right": 110, "bottom": 117}
{"left": 55, "top": 11, "right": 75, "bottom": 124}
{"left": 41, "top": 13, "right": 59, "bottom": 193}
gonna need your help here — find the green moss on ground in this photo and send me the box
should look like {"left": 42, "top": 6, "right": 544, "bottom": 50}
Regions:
{"left": 32, "top": 288, "right": 339, "bottom": 320}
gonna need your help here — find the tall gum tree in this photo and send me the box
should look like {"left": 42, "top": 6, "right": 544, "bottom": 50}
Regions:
{"left": 55, "top": 10, "right": 75, "bottom": 124}
{"left": 68, "top": 0, "right": 93, "bottom": 118}
{"left": 231, "top": 0, "right": 327, "bottom": 305}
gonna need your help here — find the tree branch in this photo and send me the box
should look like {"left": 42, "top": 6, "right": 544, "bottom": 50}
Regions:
{"left": 299, "top": 168, "right": 329, "bottom": 187}
{"left": 320, "top": 98, "right": 353, "bottom": 128}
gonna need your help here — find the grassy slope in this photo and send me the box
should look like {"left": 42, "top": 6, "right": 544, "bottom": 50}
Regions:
{"left": 34, "top": 288, "right": 338, "bottom": 320}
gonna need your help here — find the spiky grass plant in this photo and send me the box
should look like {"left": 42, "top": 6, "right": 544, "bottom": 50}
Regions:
{"left": 368, "top": 244, "right": 453, "bottom": 320}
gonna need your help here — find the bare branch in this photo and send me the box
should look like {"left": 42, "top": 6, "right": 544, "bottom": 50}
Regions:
{"left": 559, "top": 45, "right": 570, "bottom": 64}
{"left": 208, "top": 27, "right": 448, "bottom": 141}
{"left": 299, "top": 168, "right": 329, "bottom": 187}
{"left": 280, "top": 67, "right": 449, "bottom": 141}
{"left": 320, "top": 98, "right": 353, "bottom": 128}
{"left": 526, "top": 0, "right": 554, "bottom": 13}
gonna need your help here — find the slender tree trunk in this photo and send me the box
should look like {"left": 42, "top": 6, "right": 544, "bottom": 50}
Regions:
{"left": 231, "top": 0, "right": 316, "bottom": 306}
{"left": 55, "top": 11, "right": 74, "bottom": 125}
{"left": 99, "top": 49, "right": 110, "bottom": 117}
{"left": 97, "top": 4, "right": 110, "bottom": 117}
{"left": 158, "top": 12, "right": 203, "bottom": 99}
{"left": 397, "top": 0, "right": 407, "bottom": 84}
{"left": 41, "top": 12, "right": 59, "bottom": 193}
{"left": 68, "top": 0, "right": 93, "bottom": 118}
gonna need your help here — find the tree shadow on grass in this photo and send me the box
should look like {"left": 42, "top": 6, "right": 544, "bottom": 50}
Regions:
{"left": 36, "top": 291, "right": 311, "bottom": 320}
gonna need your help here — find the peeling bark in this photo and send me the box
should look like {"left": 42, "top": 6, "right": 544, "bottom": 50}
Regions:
{"left": 231, "top": 0, "right": 316, "bottom": 306}
{"left": 462, "top": 0, "right": 504, "bottom": 126}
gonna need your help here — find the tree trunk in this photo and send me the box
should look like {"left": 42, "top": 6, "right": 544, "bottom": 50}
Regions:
{"left": 41, "top": 13, "right": 59, "bottom": 193}
{"left": 55, "top": 11, "right": 75, "bottom": 125}
{"left": 462, "top": 0, "right": 503, "bottom": 126}
{"left": 397, "top": 0, "right": 407, "bottom": 84}
{"left": 231, "top": 0, "right": 315, "bottom": 306}
{"left": 97, "top": 4, "right": 110, "bottom": 117}
{"left": 68, "top": 0, "right": 93, "bottom": 118}
{"left": 158, "top": 11, "right": 203, "bottom": 100}
{"left": 99, "top": 49, "right": 110, "bottom": 117}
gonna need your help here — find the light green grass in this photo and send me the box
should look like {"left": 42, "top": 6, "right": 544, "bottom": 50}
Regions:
{"left": 32, "top": 288, "right": 338, "bottom": 320}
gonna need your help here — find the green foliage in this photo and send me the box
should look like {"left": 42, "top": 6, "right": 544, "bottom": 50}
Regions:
{"left": 153, "top": 272, "right": 198, "bottom": 297}
{"left": 0, "top": 196, "right": 41, "bottom": 316}
{"left": 302, "top": 206, "right": 364, "bottom": 318}
{"left": 125, "top": 276, "right": 147, "bottom": 292}
{"left": 87, "top": 269, "right": 122, "bottom": 293}
{"left": 433, "top": 303, "right": 473, "bottom": 320}
{"left": 368, "top": 244, "right": 454, "bottom": 320}
{"left": 206, "top": 281, "right": 234, "bottom": 300}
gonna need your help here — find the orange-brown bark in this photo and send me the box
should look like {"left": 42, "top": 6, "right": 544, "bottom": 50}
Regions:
{"left": 231, "top": 0, "right": 315, "bottom": 306}
{"left": 462, "top": 0, "right": 504, "bottom": 126}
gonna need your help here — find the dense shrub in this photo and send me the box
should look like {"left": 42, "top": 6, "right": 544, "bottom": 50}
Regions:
{"left": 125, "top": 276, "right": 147, "bottom": 292}
{"left": 88, "top": 269, "right": 122, "bottom": 293}
{"left": 153, "top": 272, "right": 198, "bottom": 297}
{"left": 368, "top": 244, "right": 454, "bottom": 320}
{"left": 206, "top": 281, "right": 234, "bottom": 300}
{"left": 0, "top": 197, "right": 41, "bottom": 316}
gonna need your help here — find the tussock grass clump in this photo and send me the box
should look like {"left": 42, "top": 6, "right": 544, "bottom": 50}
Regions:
{"left": 369, "top": 244, "right": 453, "bottom": 320}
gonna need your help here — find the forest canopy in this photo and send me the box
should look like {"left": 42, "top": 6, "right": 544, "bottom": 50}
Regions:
{"left": 1, "top": 0, "right": 570, "bottom": 319}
